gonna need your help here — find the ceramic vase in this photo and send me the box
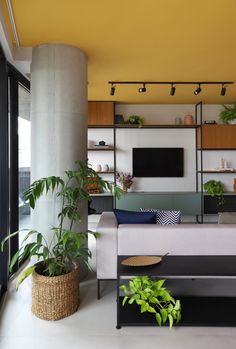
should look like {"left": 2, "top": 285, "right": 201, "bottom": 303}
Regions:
{"left": 94, "top": 164, "right": 102, "bottom": 172}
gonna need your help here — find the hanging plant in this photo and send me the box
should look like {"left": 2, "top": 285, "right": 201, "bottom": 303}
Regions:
{"left": 120, "top": 276, "right": 181, "bottom": 328}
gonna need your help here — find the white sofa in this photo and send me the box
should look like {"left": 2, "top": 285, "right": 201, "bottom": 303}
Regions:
{"left": 96, "top": 211, "right": 236, "bottom": 280}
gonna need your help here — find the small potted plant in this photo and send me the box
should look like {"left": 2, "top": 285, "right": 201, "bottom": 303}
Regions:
{"left": 116, "top": 172, "right": 133, "bottom": 192}
{"left": 2, "top": 160, "right": 122, "bottom": 321}
{"left": 126, "top": 115, "right": 144, "bottom": 128}
{"left": 204, "top": 180, "right": 225, "bottom": 205}
{"left": 120, "top": 276, "right": 181, "bottom": 328}
{"left": 219, "top": 103, "right": 236, "bottom": 124}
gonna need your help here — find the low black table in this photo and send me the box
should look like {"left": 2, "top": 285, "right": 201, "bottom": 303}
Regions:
{"left": 117, "top": 255, "right": 236, "bottom": 328}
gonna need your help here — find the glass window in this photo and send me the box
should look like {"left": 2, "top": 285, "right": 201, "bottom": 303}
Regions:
{"left": 18, "top": 85, "right": 31, "bottom": 242}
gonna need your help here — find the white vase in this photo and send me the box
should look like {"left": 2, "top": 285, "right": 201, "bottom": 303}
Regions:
{"left": 102, "top": 164, "right": 109, "bottom": 172}
{"left": 94, "top": 164, "right": 102, "bottom": 172}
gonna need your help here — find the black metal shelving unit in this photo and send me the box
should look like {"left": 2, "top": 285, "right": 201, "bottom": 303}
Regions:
{"left": 117, "top": 255, "right": 236, "bottom": 328}
{"left": 196, "top": 103, "right": 236, "bottom": 222}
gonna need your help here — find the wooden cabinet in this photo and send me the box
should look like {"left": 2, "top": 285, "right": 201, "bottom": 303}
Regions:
{"left": 88, "top": 101, "right": 114, "bottom": 125}
{"left": 198, "top": 125, "right": 236, "bottom": 149}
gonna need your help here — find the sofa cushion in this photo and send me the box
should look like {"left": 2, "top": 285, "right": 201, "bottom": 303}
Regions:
{"left": 113, "top": 209, "right": 156, "bottom": 224}
{"left": 140, "top": 208, "right": 181, "bottom": 224}
{"left": 218, "top": 212, "right": 236, "bottom": 224}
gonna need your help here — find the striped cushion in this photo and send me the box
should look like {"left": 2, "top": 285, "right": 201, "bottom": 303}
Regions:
{"left": 140, "top": 208, "right": 181, "bottom": 225}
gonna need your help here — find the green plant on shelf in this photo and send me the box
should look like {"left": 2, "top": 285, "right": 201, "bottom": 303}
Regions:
{"left": 219, "top": 103, "right": 236, "bottom": 124}
{"left": 120, "top": 276, "right": 181, "bottom": 328}
{"left": 204, "top": 180, "right": 225, "bottom": 205}
{"left": 126, "top": 115, "right": 144, "bottom": 128}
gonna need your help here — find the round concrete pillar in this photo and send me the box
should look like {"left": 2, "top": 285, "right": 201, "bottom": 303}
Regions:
{"left": 31, "top": 44, "right": 88, "bottom": 278}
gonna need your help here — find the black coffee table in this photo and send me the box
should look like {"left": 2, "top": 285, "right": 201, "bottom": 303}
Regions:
{"left": 117, "top": 255, "right": 236, "bottom": 328}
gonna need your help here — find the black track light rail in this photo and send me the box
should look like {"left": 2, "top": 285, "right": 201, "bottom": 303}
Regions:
{"left": 109, "top": 81, "right": 234, "bottom": 85}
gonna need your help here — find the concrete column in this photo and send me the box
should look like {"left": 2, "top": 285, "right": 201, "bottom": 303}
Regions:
{"left": 31, "top": 44, "right": 88, "bottom": 278}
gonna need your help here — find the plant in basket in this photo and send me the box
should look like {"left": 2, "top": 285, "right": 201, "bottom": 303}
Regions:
{"left": 1, "top": 160, "right": 123, "bottom": 320}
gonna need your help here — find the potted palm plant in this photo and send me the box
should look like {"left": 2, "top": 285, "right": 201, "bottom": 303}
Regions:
{"left": 1, "top": 160, "right": 122, "bottom": 320}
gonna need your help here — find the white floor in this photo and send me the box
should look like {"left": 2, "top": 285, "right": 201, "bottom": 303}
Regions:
{"left": 1, "top": 216, "right": 236, "bottom": 348}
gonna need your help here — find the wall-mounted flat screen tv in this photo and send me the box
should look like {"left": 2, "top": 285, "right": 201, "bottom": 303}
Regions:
{"left": 132, "top": 147, "right": 184, "bottom": 177}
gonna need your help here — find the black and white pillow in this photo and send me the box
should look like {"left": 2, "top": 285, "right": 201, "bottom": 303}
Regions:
{"left": 140, "top": 208, "right": 181, "bottom": 225}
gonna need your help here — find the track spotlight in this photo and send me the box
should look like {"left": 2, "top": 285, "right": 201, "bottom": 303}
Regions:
{"left": 194, "top": 84, "right": 202, "bottom": 95}
{"left": 221, "top": 84, "right": 226, "bottom": 96}
{"left": 138, "top": 83, "right": 146, "bottom": 93}
{"left": 110, "top": 84, "right": 116, "bottom": 96}
{"left": 170, "top": 83, "right": 176, "bottom": 96}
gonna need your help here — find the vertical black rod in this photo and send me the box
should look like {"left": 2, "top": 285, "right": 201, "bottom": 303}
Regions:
{"left": 9, "top": 75, "right": 19, "bottom": 272}
{"left": 97, "top": 279, "right": 101, "bottom": 300}
{"left": 195, "top": 103, "right": 198, "bottom": 193}
{"left": 0, "top": 46, "right": 9, "bottom": 291}
{"left": 200, "top": 102, "right": 204, "bottom": 223}
{"left": 195, "top": 103, "right": 199, "bottom": 223}
{"left": 116, "top": 258, "right": 121, "bottom": 329}
{"left": 113, "top": 124, "right": 117, "bottom": 209}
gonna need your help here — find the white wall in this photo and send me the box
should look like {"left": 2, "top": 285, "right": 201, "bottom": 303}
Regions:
{"left": 116, "top": 128, "right": 195, "bottom": 192}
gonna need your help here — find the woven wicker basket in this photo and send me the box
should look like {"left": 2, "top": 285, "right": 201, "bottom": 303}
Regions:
{"left": 32, "top": 267, "right": 80, "bottom": 321}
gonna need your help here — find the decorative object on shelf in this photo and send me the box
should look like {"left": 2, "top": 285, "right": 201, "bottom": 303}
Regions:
{"left": 175, "top": 117, "right": 182, "bottom": 125}
{"left": 204, "top": 120, "right": 217, "bottom": 124}
{"left": 116, "top": 172, "right": 133, "bottom": 192}
{"left": 114, "top": 114, "right": 124, "bottom": 124}
{"left": 184, "top": 114, "right": 194, "bottom": 125}
{"left": 102, "top": 164, "right": 109, "bottom": 172}
{"left": 121, "top": 255, "right": 162, "bottom": 266}
{"left": 219, "top": 103, "right": 236, "bottom": 124}
{"left": 87, "top": 176, "right": 101, "bottom": 193}
{"left": 234, "top": 178, "right": 236, "bottom": 193}
{"left": 99, "top": 140, "right": 106, "bottom": 146}
{"left": 126, "top": 115, "right": 144, "bottom": 128}
{"left": 1, "top": 160, "right": 122, "bottom": 320}
{"left": 120, "top": 276, "right": 181, "bottom": 328}
{"left": 94, "top": 164, "right": 102, "bottom": 172}
{"left": 204, "top": 180, "right": 225, "bottom": 205}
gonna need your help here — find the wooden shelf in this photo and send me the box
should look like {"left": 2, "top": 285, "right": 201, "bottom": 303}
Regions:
{"left": 90, "top": 192, "right": 113, "bottom": 196}
{"left": 198, "top": 125, "right": 236, "bottom": 149}
{"left": 96, "top": 171, "right": 114, "bottom": 174}
{"left": 88, "top": 101, "right": 114, "bottom": 126}
{"left": 198, "top": 148, "right": 236, "bottom": 151}
{"left": 198, "top": 170, "right": 236, "bottom": 173}
{"left": 88, "top": 124, "right": 200, "bottom": 129}
{"left": 88, "top": 125, "right": 114, "bottom": 128}
{"left": 115, "top": 124, "right": 200, "bottom": 129}
{"left": 87, "top": 147, "right": 114, "bottom": 151}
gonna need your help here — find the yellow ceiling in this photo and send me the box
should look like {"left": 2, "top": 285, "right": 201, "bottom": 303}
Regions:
{"left": 2, "top": 0, "right": 236, "bottom": 103}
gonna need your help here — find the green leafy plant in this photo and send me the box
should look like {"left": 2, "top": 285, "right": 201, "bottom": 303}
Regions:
{"left": 219, "top": 103, "right": 236, "bottom": 124}
{"left": 120, "top": 276, "right": 181, "bottom": 328}
{"left": 126, "top": 115, "right": 144, "bottom": 128}
{"left": 1, "top": 160, "right": 123, "bottom": 289}
{"left": 204, "top": 180, "right": 225, "bottom": 205}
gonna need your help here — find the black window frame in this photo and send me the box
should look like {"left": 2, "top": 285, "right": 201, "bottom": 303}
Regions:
{"left": 0, "top": 45, "right": 30, "bottom": 303}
